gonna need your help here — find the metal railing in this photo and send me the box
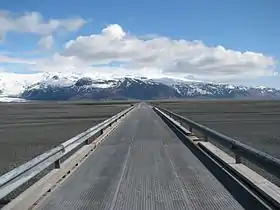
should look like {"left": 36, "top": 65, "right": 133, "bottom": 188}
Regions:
{"left": 155, "top": 106, "right": 280, "bottom": 178}
{"left": 0, "top": 105, "right": 134, "bottom": 201}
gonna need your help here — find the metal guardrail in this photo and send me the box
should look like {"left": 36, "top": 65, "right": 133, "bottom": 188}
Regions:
{"left": 155, "top": 106, "right": 280, "bottom": 178}
{"left": 0, "top": 105, "right": 134, "bottom": 201}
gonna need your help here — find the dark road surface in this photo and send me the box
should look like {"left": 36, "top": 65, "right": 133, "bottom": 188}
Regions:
{"left": 36, "top": 104, "right": 244, "bottom": 210}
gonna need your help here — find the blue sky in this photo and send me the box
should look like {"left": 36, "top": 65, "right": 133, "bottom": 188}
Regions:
{"left": 0, "top": 0, "right": 279, "bottom": 87}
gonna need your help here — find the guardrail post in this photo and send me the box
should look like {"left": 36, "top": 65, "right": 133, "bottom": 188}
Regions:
{"left": 85, "top": 138, "right": 90, "bottom": 145}
{"left": 54, "top": 159, "right": 61, "bottom": 169}
{"left": 235, "top": 154, "right": 241, "bottom": 164}
{"left": 189, "top": 126, "right": 193, "bottom": 133}
{"left": 100, "top": 129, "right": 103, "bottom": 135}
{"left": 231, "top": 145, "right": 241, "bottom": 164}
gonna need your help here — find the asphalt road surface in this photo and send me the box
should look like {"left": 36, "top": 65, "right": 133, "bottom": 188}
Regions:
{"left": 36, "top": 104, "right": 243, "bottom": 210}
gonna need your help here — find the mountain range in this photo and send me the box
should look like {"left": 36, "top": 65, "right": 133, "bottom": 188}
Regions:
{"left": 0, "top": 72, "right": 280, "bottom": 101}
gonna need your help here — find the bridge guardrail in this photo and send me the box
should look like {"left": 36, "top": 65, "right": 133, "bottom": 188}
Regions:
{"left": 0, "top": 105, "right": 134, "bottom": 201}
{"left": 155, "top": 106, "right": 280, "bottom": 178}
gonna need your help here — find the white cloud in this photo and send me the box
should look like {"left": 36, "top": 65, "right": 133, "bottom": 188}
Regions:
{"left": 0, "top": 55, "right": 36, "bottom": 64}
{"left": 38, "top": 35, "right": 54, "bottom": 49}
{"left": 60, "top": 24, "right": 276, "bottom": 81}
{"left": 0, "top": 23, "right": 277, "bottom": 83}
{"left": 0, "top": 10, "right": 86, "bottom": 38}
{"left": 35, "top": 53, "right": 86, "bottom": 72}
{"left": 101, "top": 24, "right": 126, "bottom": 39}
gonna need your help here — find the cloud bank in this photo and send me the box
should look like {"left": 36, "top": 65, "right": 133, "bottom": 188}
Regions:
{"left": 0, "top": 23, "right": 277, "bottom": 83}
{"left": 0, "top": 10, "right": 86, "bottom": 39}
{"left": 38, "top": 35, "right": 54, "bottom": 49}
{"left": 59, "top": 24, "right": 276, "bottom": 81}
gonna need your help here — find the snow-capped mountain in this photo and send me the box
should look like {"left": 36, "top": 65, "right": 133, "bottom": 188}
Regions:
{"left": 1, "top": 72, "right": 280, "bottom": 101}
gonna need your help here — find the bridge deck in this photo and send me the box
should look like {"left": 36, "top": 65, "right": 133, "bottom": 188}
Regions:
{"left": 36, "top": 104, "right": 244, "bottom": 210}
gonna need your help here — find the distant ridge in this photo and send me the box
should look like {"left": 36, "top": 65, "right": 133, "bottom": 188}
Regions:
{"left": 1, "top": 72, "right": 280, "bottom": 101}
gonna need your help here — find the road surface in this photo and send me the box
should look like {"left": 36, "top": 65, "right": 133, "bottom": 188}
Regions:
{"left": 36, "top": 104, "right": 244, "bottom": 210}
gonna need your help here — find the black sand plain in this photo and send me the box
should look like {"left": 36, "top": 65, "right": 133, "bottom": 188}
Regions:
{"left": 1, "top": 100, "right": 280, "bottom": 185}
{"left": 157, "top": 100, "right": 280, "bottom": 159}
{"left": 157, "top": 100, "right": 280, "bottom": 185}
{"left": 0, "top": 101, "right": 131, "bottom": 175}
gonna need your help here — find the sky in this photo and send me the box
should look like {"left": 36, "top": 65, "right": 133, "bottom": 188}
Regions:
{"left": 0, "top": 0, "right": 279, "bottom": 87}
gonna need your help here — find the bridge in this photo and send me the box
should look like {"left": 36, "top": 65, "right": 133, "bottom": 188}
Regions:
{"left": 0, "top": 103, "right": 280, "bottom": 209}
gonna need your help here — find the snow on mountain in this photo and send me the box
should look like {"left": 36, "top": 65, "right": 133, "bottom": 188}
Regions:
{"left": 1, "top": 71, "right": 280, "bottom": 101}
{"left": 0, "top": 73, "right": 40, "bottom": 96}
{"left": 0, "top": 72, "right": 97, "bottom": 96}
{"left": 0, "top": 97, "right": 27, "bottom": 102}
{"left": 0, "top": 71, "right": 193, "bottom": 97}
